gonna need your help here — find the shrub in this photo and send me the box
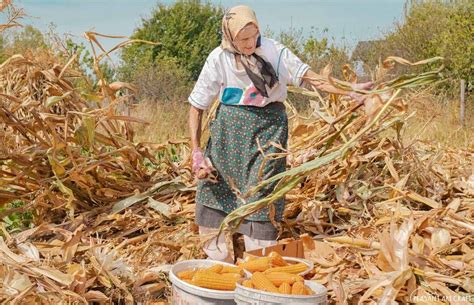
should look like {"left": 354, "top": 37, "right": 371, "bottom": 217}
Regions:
{"left": 120, "top": 0, "right": 223, "bottom": 81}
{"left": 357, "top": 0, "right": 473, "bottom": 91}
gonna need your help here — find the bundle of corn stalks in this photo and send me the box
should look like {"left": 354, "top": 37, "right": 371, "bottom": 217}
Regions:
{"left": 1, "top": 1, "right": 473, "bottom": 303}
{"left": 1, "top": 4, "right": 198, "bottom": 302}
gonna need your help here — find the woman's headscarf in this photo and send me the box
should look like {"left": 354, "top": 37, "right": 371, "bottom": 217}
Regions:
{"left": 221, "top": 5, "right": 278, "bottom": 98}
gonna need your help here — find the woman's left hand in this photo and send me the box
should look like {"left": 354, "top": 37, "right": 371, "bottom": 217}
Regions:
{"left": 192, "top": 148, "right": 216, "bottom": 180}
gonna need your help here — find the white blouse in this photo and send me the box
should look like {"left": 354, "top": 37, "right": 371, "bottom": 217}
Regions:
{"left": 188, "top": 37, "right": 309, "bottom": 110}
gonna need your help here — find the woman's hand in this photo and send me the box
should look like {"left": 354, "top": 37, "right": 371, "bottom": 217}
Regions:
{"left": 349, "top": 81, "right": 374, "bottom": 104}
{"left": 351, "top": 81, "right": 374, "bottom": 91}
{"left": 303, "top": 70, "right": 374, "bottom": 97}
{"left": 192, "top": 148, "right": 216, "bottom": 180}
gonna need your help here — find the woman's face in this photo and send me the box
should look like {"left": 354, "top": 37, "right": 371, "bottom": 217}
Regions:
{"left": 234, "top": 23, "right": 259, "bottom": 56}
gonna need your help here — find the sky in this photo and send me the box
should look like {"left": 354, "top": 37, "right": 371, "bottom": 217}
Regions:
{"left": 6, "top": 0, "right": 406, "bottom": 61}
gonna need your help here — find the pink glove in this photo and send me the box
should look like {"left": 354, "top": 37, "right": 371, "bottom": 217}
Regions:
{"left": 192, "top": 148, "right": 216, "bottom": 180}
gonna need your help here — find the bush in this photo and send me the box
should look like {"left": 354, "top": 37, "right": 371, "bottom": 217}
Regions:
{"left": 11, "top": 25, "right": 47, "bottom": 52}
{"left": 132, "top": 57, "right": 192, "bottom": 102}
{"left": 357, "top": 0, "right": 473, "bottom": 91}
{"left": 272, "top": 28, "right": 350, "bottom": 79}
{"left": 433, "top": 1, "right": 473, "bottom": 85}
{"left": 120, "top": 0, "right": 223, "bottom": 81}
{"left": 0, "top": 25, "right": 47, "bottom": 61}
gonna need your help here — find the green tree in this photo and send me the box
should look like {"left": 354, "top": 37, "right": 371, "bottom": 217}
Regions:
{"left": 357, "top": 0, "right": 473, "bottom": 90}
{"left": 11, "top": 25, "right": 47, "bottom": 52}
{"left": 0, "top": 25, "right": 47, "bottom": 62}
{"left": 273, "top": 28, "right": 350, "bottom": 79}
{"left": 434, "top": 1, "right": 473, "bottom": 86}
{"left": 120, "top": 0, "right": 223, "bottom": 81}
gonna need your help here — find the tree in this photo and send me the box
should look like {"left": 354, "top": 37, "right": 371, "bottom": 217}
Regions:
{"left": 434, "top": 2, "right": 473, "bottom": 87}
{"left": 11, "top": 25, "right": 47, "bottom": 52}
{"left": 356, "top": 0, "right": 473, "bottom": 91}
{"left": 120, "top": 0, "right": 223, "bottom": 81}
{"left": 0, "top": 25, "right": 47, "bottom": 62}
{"left": 273, "top": 27, "right": 350, "bottom": 79}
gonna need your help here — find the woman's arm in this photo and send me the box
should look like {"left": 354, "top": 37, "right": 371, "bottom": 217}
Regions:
{"left": 302, "top": 69, "right": 372, "bottom": 96}
{"left": 189, "top": 105, "right": 216, "bottom": 180}
{"left": 188, "top": 105, "right": 203, "bottom": 151}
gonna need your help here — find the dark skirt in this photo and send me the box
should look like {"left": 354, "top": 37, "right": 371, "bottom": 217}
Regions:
{"left": 195, "top": 102, "right": 288, "bottom": 240}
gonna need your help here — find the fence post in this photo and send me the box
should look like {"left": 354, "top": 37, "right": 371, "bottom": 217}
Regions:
{"left": 460, "top": 79, "right": 465, "bottom": 127}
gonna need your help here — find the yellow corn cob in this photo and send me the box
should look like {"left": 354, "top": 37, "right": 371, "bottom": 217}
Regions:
{"left": 243, "top": 256, "right": 257, "bottom": 262}
{"left": 291, "top": 281, "right": 305, "bottom": 295}
{"left": 220, "top": 272, "right": 241, "bottom": 281}
{"left": 240, "top": 257, "right": 270, "bottom": 272}
{"left": 183, "top": 279, "right": 194, "bottom": 285}
{"left": 192, "top": 271, "right": 237, "bottom": 290}
{"left": 268, "top": 252, "right": 288, "bottom": 267}
{"left": 251, "top": 272, "right": 279, "bottom": 293}
{"left": 205, "top": 264, "right": 224, "bottom": 273}
{"left": 264, "top": 272, "right": 304, "bottom": 286}
{"left": 220, "top": 265, "right": 244, "bottom": 275}
{"left": 278, "top": 282, "right": 291, "bottom": 294}
{"left": 242, "top": 280, "right": 254, "bottom": 288}
{"left": 264, "top": 263, "right": 307, "bottom": 274}
{"left": 177, "top": 269, "right": 196, "bottom": 280}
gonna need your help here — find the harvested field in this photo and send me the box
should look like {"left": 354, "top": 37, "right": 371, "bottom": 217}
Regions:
{"left": 1, "top": 1, "right": 472, "bottom": 304}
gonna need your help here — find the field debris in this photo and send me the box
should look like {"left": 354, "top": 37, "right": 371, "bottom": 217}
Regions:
{"left": 0, "top": 2, "right": 472, "bottom": 304}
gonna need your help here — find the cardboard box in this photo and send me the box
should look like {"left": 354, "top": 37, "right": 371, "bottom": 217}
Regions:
{"left": 244, "top": 238, "right": 305, "bottom": 258}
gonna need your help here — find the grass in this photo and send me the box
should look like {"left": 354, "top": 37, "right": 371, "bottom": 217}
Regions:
{"left": 132, "top": 92, "right": 473, "bottom": 149}
{"left": 0, "top": 200, "right": 34, "bottom": 235}
{"left": 400, "top": 92, "right": 474, "bottom": 148}
{"left": 130, "top": 99, "right": 191, "bottom": 144}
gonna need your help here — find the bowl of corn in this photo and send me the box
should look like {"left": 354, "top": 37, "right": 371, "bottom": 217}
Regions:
{"left": 169, "top": 259, "right": 244, "bottom": 301}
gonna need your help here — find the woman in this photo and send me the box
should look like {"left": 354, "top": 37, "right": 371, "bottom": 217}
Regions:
{"left": 189, "top": 5, "right": 371, "bottom": 262}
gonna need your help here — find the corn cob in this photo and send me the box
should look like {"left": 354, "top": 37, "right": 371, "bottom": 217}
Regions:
{"left": 268, "top": 252, "right": 288, "bottom": 267}
{"left": 242, "top": 256, "right": 257, "bottom": 262}
{"left": 205, "top": 264, "right": 224, "bottom": 273}
{"left": 251, "top": 272, "right": 279, "bottom": 293}
{"left": 278, "top": 282, "right": 291, "bottom": 294}
{"left": 304, "top": 286, "right": 314, "bottom": 295}
{"left": 239, "top": 257, "right": 270, "bottom": 272}
{"left": 192, "top": 271, "right": 237, "bottom": 290}
{"left": 264, "top": 272, "right": 304, "bottom": 286}
{"left": 177, "top": 269, "right": 196, "bottom": 280}
{"left": 220, "top": 265, "right": 244, "bottom": 275}
{"left": 242, "top": 280, "right": 254, "bottom": 288}
{"left": 264, "top": 262, "right": 307, "bottom": 274}
{"left": 291, "top": 281, "right": 305, "bottom": 295}
{"left": 220, "top": 272, "right": 241, "bottom": 281}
